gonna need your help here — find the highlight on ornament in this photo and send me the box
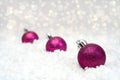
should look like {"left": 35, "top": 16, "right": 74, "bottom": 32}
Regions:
{"left": 76, "top": 40, "right": 106, "bottom": 69}
{"left": 46, "top": 34, "right": 67, "bottom": 52}
{"left": 22, "top": 29, "right": 39, "bottom": 43}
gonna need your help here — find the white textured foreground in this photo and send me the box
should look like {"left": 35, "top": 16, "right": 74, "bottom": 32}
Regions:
{"left": 0, "top": 0, "right": 120, "bottom": 80}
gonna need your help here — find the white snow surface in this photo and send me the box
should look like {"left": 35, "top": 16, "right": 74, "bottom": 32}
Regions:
{"left": 0, "top": 0, "right": 120, "bottom": 80}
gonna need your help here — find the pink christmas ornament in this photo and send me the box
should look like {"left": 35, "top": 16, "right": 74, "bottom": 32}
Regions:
{"left": 46, "top": 35, "right": 67, "bottom": 52}
{"left": 77, "top": 40, "right": 106, "bottom": 69}
{"left": 22, "top": 29, "right": 39, "bottom": 43}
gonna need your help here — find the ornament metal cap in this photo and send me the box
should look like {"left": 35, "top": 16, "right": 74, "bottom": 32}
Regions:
{"left": 47, "top": 34, "right": 52, "bottom": 39}
{"left": 76, "top": 40, "right": 87, "bottom": 48}
{"left": 24, "top": 29, "right": 28, "bottom": 32}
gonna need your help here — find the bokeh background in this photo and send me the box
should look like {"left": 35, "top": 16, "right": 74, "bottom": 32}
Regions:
{"left": 0, "top": 0, "right": 120, "bottom": 80}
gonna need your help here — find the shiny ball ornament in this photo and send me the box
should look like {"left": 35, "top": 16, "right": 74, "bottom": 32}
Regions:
{"left": 77, "top": 40, "right": 106, "bottom": 69}
{"left": 22, "top": 29, "right": 39, "bottom": 43}
{"left": 46, "top": 35, "right": 67, "bottom": 52}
